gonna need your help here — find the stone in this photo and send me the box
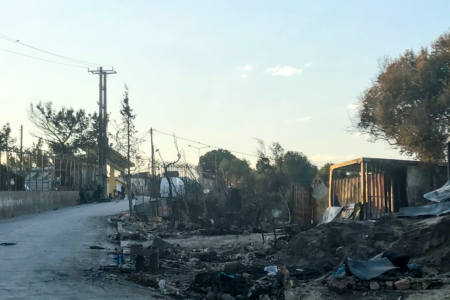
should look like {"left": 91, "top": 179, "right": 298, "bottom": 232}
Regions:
{"left": 190, "top": 252, "right": 204, "bottom": 260}
{"left": 370, "top": 281, "right": 380, "bottom": 290}
{"left": 223, "top": 261, "right": 241, "bottom": 275}
{"left": 284, "top": 290, "right": 297, "bottom": 300}
{"left": 328, "top": 277, "right": 347, "bottom": 294}
{"left": 253, "top": 241, "right": 263, "bottom": 250}
{"left": 394, "top": 279, "right": 411, "bottom": 290}
{"left": 422, "top": 280, "right": 431, "bottom": 290}
{"left": 338, "top": 272, "right": 347, "bottom": 279}
{"left": 259, "top": 294, "right": 270, "bottom": 300}
{"left": 411, "top": 282, "right": 421, "bottom": 290}
{"left": 275, "top": 240, "right": 288, "bottom": 249}
{"left": 206, "top": 291, "right": 215, "bottom": 300}
{"left": 386, "top": 281, "right": 394, "bottom": 290}
{"left": 235, "top": 295, "right": 244, "bottom": 300}
{"left": 242, "top": 273, "right": 253, "bottom": 280}
{"left": 221, "top": 294, "right": 235, "bottom": 300}
{"left": 362, "top": 281, "right": 370, "bottom": 287}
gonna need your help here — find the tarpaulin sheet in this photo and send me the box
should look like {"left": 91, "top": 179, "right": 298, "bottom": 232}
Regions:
{"left": 424, "top": 181, "right": 450, "bottom": 203}
{"left": 399, "top": 201, "right": 450, "bottom": 217}
{"left": 347, "top": 257, "right": 397, "bottom": 280}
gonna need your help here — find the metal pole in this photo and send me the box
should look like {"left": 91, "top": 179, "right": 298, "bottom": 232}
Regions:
{"left": 35, "top": 154, "right": 38, "bottom": 191}
{"left": 28, "top": 153, "right": 31, "bottom": 190}
{"left": 151, "top": 128, "right": 155, "bottom": 198}
{"left": 215, "top": 154, "right": 218, "bottom": 190}
{"left": 20, "top": 125, "right": 23, "bottom": 177}
{"left": 52, "top": 156, "right": 55, "bottom": 190}
{"left": 447, "top": 141, "right": 450, "bottom": 181}
{"left": 41, "top": 155, "right": 44, "bottom": 191}
{"left": 0, "top": 151, "right": 2, "bottom": 191}
{"left": 6, "top": 136, "right": 9, "bottom": 191}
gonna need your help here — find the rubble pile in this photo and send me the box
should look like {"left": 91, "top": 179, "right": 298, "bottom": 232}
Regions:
{"left": 90, "top": 211, "right": 303, "bottom": 299}
{"left": 287, "top": 214, "right": 450, "bottom": 297}
{"left": 86, "top": 207, "right": 450, "bottom": 299}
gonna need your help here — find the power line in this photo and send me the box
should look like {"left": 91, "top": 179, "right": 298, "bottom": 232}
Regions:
{"left": 0, "top": 47, "right": 88, "bottom": 68}
{"left": 0, "top": 33, "right": 112, "bottom": 67}
{"left": 152, "top": 129, "right": 259, "bottom": 158}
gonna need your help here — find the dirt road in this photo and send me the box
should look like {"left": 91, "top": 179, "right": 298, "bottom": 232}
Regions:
{"left": 0, "top": 199, "right": 159, "bottom": 300}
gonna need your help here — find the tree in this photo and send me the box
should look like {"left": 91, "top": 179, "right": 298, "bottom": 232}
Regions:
{"left": 255, "top": 141, "right": 318, "bottom": 223}
{"left": 219, "top": 157, "right": 252, "bottom": 189}
{"left": 283, "top": 151, "right": 317, "bottom": 187}
{"left": 28, "top": 101, "right": 98, "bottom": 155}
{"left": 112, "top": 85, "right": 139, "bottom": 213}
{"left": 200, "top": 149, "right": 236, "bottom": 179}
{"left": 352, "top": 30, "right": 450, "bottom": 163}
{"left": 0, "top": 123, "right": 15, "bottom": 151}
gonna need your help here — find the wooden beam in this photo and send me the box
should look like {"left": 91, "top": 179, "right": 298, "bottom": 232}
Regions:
{"left": 330, "top": 158, "right": 363, "bottom": 171}
{"left": 328, "top": 169, "right": 333, "bottom": 207}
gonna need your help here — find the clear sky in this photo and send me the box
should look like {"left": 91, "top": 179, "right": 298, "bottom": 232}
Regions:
{"left": 1, "top": 0, "right": 450, "bottom": 167}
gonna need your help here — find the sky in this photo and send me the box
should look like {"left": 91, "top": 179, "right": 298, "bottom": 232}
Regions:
{"left": 1, "top": 0, "right": 450, "bottom": 168}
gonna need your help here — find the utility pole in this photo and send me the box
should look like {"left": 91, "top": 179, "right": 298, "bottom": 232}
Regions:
{"left": 188, "top": 145, "right": 209, "bottom": 183}
{"left": 150, "top": 128, "right": 156, "bottom": 198}
{"left": 89, "top": 67, "right": 116, "bottom": 199}
{"left": 215, "top": 153, "right": 218, "bottom": 190}
{"left": 20, "top": 125, "right": 23, "bottom": 175}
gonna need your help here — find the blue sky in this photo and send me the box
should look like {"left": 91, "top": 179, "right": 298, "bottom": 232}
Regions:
{"left": 1, "top": 0, "right": 450, "bottom": 166}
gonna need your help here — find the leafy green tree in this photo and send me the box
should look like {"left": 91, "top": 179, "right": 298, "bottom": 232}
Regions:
{"left": 28, "top": 101, "right": 98, "bottom": 155}
{"left": 353, "top": 30, "right": 450, "bottom": 163}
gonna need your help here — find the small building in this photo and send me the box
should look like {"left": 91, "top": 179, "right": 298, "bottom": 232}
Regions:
{"left": 329, "top": 157, "right": 447, "bottom": 220}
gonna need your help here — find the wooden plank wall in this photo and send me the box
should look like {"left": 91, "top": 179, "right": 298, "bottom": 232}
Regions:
{"left": 293, "top": 186, "right": 312, "bottom": 227}
{"left": 331, "top": 177, "right": 360, "bottom": 207}
{"left": 332, "top": 172, "right": 393, "bottom": 219}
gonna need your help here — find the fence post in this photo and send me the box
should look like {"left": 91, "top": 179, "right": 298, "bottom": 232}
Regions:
{"left": 0, "top": 151, "right": 2, "bottom": 191}
{"left": 41, "top": 155, "right": 44, "bottom": 191}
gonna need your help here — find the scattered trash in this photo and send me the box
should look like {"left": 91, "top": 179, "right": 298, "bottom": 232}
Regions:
{"left": 0, "top": 243, "right": 17, "bottom": 246}
{"left": 89, "top": 246, "right": 105, "bottom": 250}
{"left": 158, "top": 279, "right": 166, "bottom": 292}
{"left": 346, "top": 256, "right": 397, "bottom": 280}
{"left": 424, "top": 181, "right": 450, "bottom": 203}
{"left": 264, "top": 265, "right": 277, "bottom": 276}
{"left": 332, "top": 264, "right": 346, "bottom": 277}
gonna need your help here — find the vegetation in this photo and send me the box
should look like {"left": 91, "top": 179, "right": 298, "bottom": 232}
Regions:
{"left": 353, "top": 30, "right": 450, "bottom": 163}
{"left": 112, "top": 85, "right": 139, "bottom": 213}
{"left": 0, "top": 123, "right": 15, "bottom": 151}
{"left": 27, "top": 101, "right": 98, "bottom": 155}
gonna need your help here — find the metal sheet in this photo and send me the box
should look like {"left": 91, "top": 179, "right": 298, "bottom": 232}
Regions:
{"left": 347, "top": 257, "right": 397, "bottom": 280}
{"left": 399, "top": 201, "right": 450, "bottom": 217}
{"left": 424, "top": 181, "right": 450, "bottom": 203}
{"left": 321, "top": 207, "right": 343, "bottom": 223}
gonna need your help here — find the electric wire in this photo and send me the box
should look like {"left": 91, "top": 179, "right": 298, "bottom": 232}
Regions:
{"left": 0, "top": 33, "right": 112, "bottom": 67}
{"left": 152, "top": 129, "right": 259, "bottom": 158}
{"left": 0, "top": 47, "right": 88, "bottom": 68}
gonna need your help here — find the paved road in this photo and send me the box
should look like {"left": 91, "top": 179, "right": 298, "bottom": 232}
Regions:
{"left": 0, "top": 200, "right": 158, "bottom": 300}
